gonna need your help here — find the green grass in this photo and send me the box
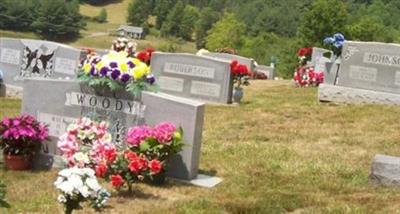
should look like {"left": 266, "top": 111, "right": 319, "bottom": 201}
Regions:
{"left": 2, "top": 81, "right": 400, "bottom": 213}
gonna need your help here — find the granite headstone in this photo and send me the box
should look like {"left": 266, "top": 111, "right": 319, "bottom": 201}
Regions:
{"left": 200, "top": 52, "right": 255, "bottom": 72}
{"left": 22, "top": 78, "right": 205, "bottom": 180}
{"left": 150, "top": 52, "right": 234, "bottom": 104}
{"left": 255, "top": 65, "right": 274, "bottom": 80}
{"left": 319, "top": 41, "right": 400, "bottom": 104}
{"left": 0, "top": 38, "right": 82, "bottom": 87}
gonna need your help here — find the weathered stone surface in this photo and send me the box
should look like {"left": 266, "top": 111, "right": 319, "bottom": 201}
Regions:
{"left": 323, "top": 62, "right": 340, "bottom": 85}
{"left": 318, "top": 84, "right": 400, "bottom": 105}
{"left": 370, "top": 154, "right": 400, "bottom": 185}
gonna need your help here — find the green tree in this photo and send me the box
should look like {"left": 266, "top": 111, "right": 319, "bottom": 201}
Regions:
{"left": 95, "top": 8, "right": 107, "bottom": 23}
{"left": 32, "top": 0, "right": 85, "bottom": 39}
{"left": 1, "top": 0, "right": 37, "bottom": 31}
{"left": 179, "top": 5, "right": 200, "bottom": 40}
{"left": 127, "top": 0, "right": 153, "bottom": 26}
{"left": 194, "top": 7, "right": 220, "bottom": 49}
{"left": 153, "top": 0, "right": 176, "bottom": 30}
{"left": 297, "top": 0, "right": 349, "bottom": 46}
{"left": 160, "top": 0, "right": 185, "bottom": 37}
{"left": 206, "top": 13, "right": 246, "bottom": 51}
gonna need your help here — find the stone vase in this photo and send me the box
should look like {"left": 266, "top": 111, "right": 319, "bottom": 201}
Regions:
{"left": 233, "top": 87, "right": 244, "bottom": 103}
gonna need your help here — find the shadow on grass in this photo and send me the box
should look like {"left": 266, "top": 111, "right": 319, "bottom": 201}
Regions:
{"left": 83, "top": 0, "right": 123, "bottom": 7}
{"left": 198, "top": 168, "right": 218, "bottom": 177}
{"left": 115, "top": 188, "right": 162, "bottom": 200}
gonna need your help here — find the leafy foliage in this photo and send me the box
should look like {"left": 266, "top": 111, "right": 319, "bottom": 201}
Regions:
{"left": 0, "top": 180, "right": 10, "bottom": 208}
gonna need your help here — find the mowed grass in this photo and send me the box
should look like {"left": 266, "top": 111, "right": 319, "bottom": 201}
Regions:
{"left": 2, "top": 81, "right": 400, "bottom": 213}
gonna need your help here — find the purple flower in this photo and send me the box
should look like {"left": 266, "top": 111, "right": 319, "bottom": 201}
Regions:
{"left": 121, "top": 73, "right": 130, "bottom": 83}
{"left": 109, "top": 62, "right": 118, "bottom": 68}
{"left": 127, "top": 61, "right": 136, "bottom": 69}
{"left": 146, "top": 74, "right": 155, "bottom": 85}
{"left": 90, "top": 66, "right": 97, "bottom": 76}
{"left": 91, "top": 57, "right": 101, "bottom": 65}
{"left": 111, "top": 69, "right": 121, "bottom": 80}
{"left": 100, "top": 67, "right": 109, "bottom": 77}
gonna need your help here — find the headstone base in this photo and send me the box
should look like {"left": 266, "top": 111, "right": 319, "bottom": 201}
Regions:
{"left": 5, "top": 84, "right": 22, "bottom": 98}
{"left": 318, "top": 84, "right": 400, "bottom": 105}
{"left": 370, "top": 154, "right": 400, "bottom": 186}
{"left": 172, "top": 174, "right": 223, "bottom": 188}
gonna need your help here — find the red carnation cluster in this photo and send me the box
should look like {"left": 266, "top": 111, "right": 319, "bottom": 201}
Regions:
{"left": 230, "top": 60, "right": 251, "bottom": 76}
{"left": 94, "top": 149, "right": 163, "bottom": 190}
{"left": 293, "top": 66, "right": 324, "bottom": 87}
{"left": 297, "top": 47, "right": 312, "bottom": 57}
{"left": 136, "top": 48, "right": 155, "bottom": 65}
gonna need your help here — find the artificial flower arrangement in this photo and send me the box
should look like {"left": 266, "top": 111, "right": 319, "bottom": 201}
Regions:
{"left": 323, "top": 33, "right": 345, "bottom": 59}
{"left": 230, "top": 60, "right": 251, "bottom": 89}
{"left": 297, "top": 47, "right": 313, "bottom": 66}
{"left": 0, "top": 114, "right": 49, "bottom": 156}
{"left": 294, "top": 66, "right": 324, "bottom": 87}
{"left": 57, "top": 118, "right": 184, "bottom": 193}
{"left": 111, "top": 38, "right": 137, "bottom": 57}
{"left": 54, "top": 167, "right": 110, "bottom": 214}
{"left": 78, "top": 47, "right": 157, "bottom": 97}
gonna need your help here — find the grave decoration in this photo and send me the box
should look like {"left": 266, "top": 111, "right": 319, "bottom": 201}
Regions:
{"left": 0, "top": 114, "right": 49, "bottom": 170}
{"left": 294, "top": 47, "right": 324, "bottom": 87}
{"left": 57, "top": 117, "right": 184, "bottom": 191}
{"left": 230, "top": 60, "right": 251, "bottom": 103}
{"left": 54, "top": 167, "right": 110, "bottom": 214}
{"left": 321, "top": 33, "right": 346, "bottom": 85}
{"left": 323, "top": 33, "right": 346, "bottom": 59}
{"left": 77, "top": 50, "right": 157, "bottom": 96}
{"left": 111, "top": 37, "right": 137, "bottom": 57}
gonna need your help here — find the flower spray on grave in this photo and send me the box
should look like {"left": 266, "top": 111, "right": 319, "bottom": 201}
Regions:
{"left": 78, "top": 38, "right": 157, "bottom": 97}
{"left": 323, "top": 33, "right": 346, "bottom": 84}
{"left": 54, "top": 167, "right": 110, "bottom": 214}
{"left": 58, "top": 117, "right": 184, "bottom": 194}
{"left": 293, "top": 47, "right": 324, "bottom": 87}
{"left": 230, "top": 60, "right": 252, "bottom": 103}
{"left": 0, "top": 114, "right": 49, "bottom": 170}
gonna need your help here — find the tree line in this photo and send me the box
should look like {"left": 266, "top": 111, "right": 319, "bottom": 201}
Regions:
{"left": 127, "top": 0, "right": 400, "bottom": 77}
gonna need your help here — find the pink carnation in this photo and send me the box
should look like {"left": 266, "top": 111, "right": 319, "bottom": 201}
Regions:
{"left": 153, "top": 122, "right": 176, "bottom": 144}
{"left": 126, "top": 125, "right": 153, "bottom": 146}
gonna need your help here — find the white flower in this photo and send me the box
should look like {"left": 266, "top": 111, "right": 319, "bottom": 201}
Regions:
{"left": 78, "top": 185, "right": 90, "bottom": 198}
{"left": 73, "top": 152, "right": 90, "bottom": 164}
{"left": 54, "top": 177, "right": 64, "bottom": 187}
{"left": 58, "top": 168, "right": 72, "bottom": 177}
{"left": 68, "top": 174, "right": 84, "bottom": 189}
{"left": 86, "top": 177, "right": 101, "bottom": 191}
{"left": 57, "top": 195, "right": 67, "bottom": 203}
{"left": 56, "top": 181, "right": 74, "bottom": 195}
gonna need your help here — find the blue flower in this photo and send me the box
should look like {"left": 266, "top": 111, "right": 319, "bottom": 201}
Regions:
{"left": 324, "top": 33, "right": 345, "bottom": 48}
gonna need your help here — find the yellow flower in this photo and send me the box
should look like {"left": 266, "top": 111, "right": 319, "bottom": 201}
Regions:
{"left": 132, "top": 65, "right": 146, "bottom": 80}
{"left": 83, "top": 63, "right": 91, "bottom": 74}
{"left": 95, "top": 61, "right": 104, "bottom": 70}
{"left": 120, "top": 63, "right": 128, "bottom": 73}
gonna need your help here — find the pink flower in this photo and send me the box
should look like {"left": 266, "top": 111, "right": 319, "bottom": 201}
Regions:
{"left": 154, "top": 122, "right": 176, "bottom": 144}
{"left": 149, "top": 159, "right": 162, "bottom": 174}
{"left": 126, "top": 125, "right": 153, "bottom": 146}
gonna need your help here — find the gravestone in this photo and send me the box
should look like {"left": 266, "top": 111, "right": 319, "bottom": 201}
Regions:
{"left": 22, "top": 78, "right": 205, "bottom": 181}
{"left": 255, "top": 65, "right": 274, "bottom": 80}
{"left": 370, "top": 154, "right": 400, "bottom": 186}
{"left": 150, "top": 52, "right": 234, "bottom": 104}
{"left": 319, "top": 41, "right": 400, "bottom": 105}
{"left": 200, "top": 52, "right": 255, "bottom": 72}
{"left": 0, "top": 38, "right": 82, "bottom": 87}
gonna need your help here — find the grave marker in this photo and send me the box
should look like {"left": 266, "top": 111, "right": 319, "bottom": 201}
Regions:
{"left": 21, "top": 78, "right": 205, "bottom": 180}
{"left": 151, "top": 52, "right": 233, "bottom": 104}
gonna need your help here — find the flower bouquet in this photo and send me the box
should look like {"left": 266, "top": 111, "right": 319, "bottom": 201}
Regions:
{"left": 0, "top": 114, "right": 49, "bottom": 170}
{"left": 230, "top": 60, "right": 251, "bottom": 103}
{"left": 78, "top": 50, "right": 157, "bottom": 97}
{"left": 54, "top": 167, "right": 110, "bottom": 214}
{"left": 57, "top": 117, "right": 115, "bottom": 168}
{"left": 294, "top": 66, "right": 324, "bottom": 87}
{"left": 297, "top": 47, "right": 313, "bottom": 66}
{"left": 323, "top": 33, "right": 345, "bottom": 59}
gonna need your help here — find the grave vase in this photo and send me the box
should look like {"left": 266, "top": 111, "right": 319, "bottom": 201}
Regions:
{"left": 4, "top": 153, "right": 32, "bottom": 170}
{"left": 233, "top": 87, "right": 244, "bottom": 103}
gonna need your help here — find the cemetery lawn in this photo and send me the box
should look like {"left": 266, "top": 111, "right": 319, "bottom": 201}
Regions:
{"left": 2, "top": 80, "right": 400, "bottom": 213}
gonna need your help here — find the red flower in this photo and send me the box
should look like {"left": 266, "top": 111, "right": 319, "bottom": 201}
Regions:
{"left": 149, "top": 159, "right": 162, "bottom": 174}
{"left": 124, "top": 151, "right": 138, "bottom": 161}
{"left": 230, "top": 60, "right": 239, "bottom": 72}
{"left": 136, "top": 51, "right": 150, "bottom": 63}
{"left": 110, "top": 174, "right": 124, "bottom": 188}
{"left": 128, "top": 155, "right": 147, "bottom": 174}
{"left": 297, "top": 47, "right": 312, "bottom": 57}
{"left": 95, "top": 163, "right": 108, "bottom": 177}
{"left": 104, "top": 148, "right": 117, "bottom": 163}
